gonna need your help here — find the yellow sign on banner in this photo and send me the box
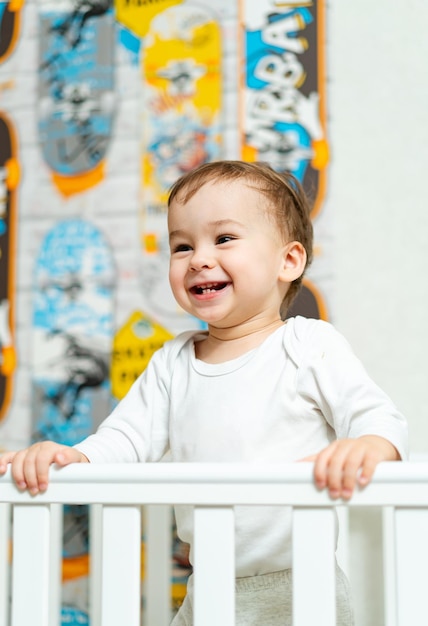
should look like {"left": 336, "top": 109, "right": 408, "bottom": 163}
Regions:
{"left": 114, "top": 0, "right": 183, "bottom": 38}
{"left": 139, "top": 3, "right": 222, "bottom": 333}
{"left": 111, "top": 311, "right": 173, "bottom": 400}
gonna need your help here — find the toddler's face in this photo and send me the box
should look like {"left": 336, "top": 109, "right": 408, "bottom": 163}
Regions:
{"left": 167, "top": 179, "right": 297, "bottom": 330}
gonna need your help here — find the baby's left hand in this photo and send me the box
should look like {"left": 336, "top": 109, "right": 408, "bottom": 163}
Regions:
{"left": 303, "top": 435, "right": 400, "bottom": 500}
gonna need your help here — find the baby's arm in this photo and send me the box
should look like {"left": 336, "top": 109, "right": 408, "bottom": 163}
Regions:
{"left": 0, "top": 443, "right": 89, "bottom": 495}
{"left": 308, "top": 434, "right": 400, "bottom": 500}
{"left": 294, "top": 319, "right": 407, "bottom": 501}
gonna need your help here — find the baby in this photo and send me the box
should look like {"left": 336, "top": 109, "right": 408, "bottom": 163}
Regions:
{"left": 0, "top": 161, "right": 407, "bottom": 625}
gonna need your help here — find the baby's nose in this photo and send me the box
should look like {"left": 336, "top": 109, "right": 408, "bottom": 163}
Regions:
{"left": 189, "top": 248, "right": 215, "bottom": 271}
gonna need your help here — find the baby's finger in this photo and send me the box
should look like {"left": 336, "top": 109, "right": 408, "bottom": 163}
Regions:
{"left": 358, "top": 450, "right": 379, "bottom": 487}
{"left": 10, "top": 448, "right": 32, "bottom": 490}
{"left": 53, "top": 447, "right": 82, "bottom": 467}
{"left": 320, "top": 441, "right": 357, "bottom": 498}
{"left": 312, "top": 442, "right": 339, "bottom": 490}
{"left": 340, "top": 448, "right": 367, "bottom": 499}
{"left": 0, "top": 451, "right": 17, "bottom": 474}
{"left": 21, "top": 446, "right": 46, "bottom": 494}
{"left": 30, "top": 443, "right": 69, "bottom": 493}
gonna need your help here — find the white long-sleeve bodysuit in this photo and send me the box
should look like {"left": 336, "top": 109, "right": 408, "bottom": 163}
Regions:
{"left": 76, "top": 317, "right": 408, "bottom": 577}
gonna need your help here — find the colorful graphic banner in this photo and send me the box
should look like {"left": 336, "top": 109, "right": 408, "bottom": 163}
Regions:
{"left": 114, "top": 0, "right": 183, "bottom": 38}
{"left": 32, "top": 218, "right": 115, "bottom": 445}
{"left": 139, "top": 3, "right": 222, "bottom": 333}
{"left": 240, "top": 0, "right": 328, "bottom": 217}
{"left": 111, "top": 311, "right": 173, "bottom": 401}
{"left": 38, "top": 0, "right": 116, "bottom": 196}
{"left": 0, "top": 0, "right": 25, "bottom": 64}
{"left": 0, "top": 111, "right": 19, "bottom": 421}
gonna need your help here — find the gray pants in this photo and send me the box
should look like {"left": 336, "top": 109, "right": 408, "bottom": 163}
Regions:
{"left": 171, "top": 565, "right": 354, "bottom": 626}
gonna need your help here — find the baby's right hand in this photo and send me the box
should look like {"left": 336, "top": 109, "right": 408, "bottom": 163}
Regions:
{"left": 0, "top": 442, "right": 88, "bottom": 495}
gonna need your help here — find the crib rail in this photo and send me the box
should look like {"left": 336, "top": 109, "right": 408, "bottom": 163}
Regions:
{"left": 1, "top": 462, "right": 428, "bottom": 626}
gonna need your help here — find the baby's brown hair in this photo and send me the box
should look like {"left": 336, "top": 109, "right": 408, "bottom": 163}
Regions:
{"left": 168, "top": 160, "right": 313, "bottom": 316}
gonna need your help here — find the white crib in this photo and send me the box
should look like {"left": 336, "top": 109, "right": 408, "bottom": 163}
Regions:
{"left": 0, "top": 462, "right": 428, "bottom": 626}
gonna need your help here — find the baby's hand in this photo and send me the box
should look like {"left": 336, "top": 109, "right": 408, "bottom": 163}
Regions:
{"left": 303, "top": 435, "right": 400, "bottom": 500}
{"left": 0, "top": 442, "right": 88, "bottom": 495}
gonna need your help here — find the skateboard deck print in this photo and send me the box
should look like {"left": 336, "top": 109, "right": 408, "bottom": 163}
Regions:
{"left": 111, "top": 310, "right": 173, "bottom": 402}
{"left": 114, "top": 0, "right": 183, "bottom": 39}
{"left": 285, "top": 277, "right": 328, "bottom": 321}
{"left": 31, "top": 219, "right": 116, "bottom": 623}
{"left": 114, "top": 0, "right": 183, "bottom": 67}
{"left": 240, "top": 0, "right": 328, "bottom": 217}
{"left": 38, "top": 0, "right": 116, "bottom": 197}
{"left": 140, "top": 3, "right": 222, "bottom": 333}
{"left": 0, "top": 0, "right": 25, "bottom": 64}
{"left": 32, "top": 218, "right": 115, "bottom": 445}
{"left": 0, "top": 111, "right": 19, "bottom": 422}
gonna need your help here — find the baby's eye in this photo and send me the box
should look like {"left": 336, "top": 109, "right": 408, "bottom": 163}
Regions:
{"left": 216, "top": 235, "right": 236, "bottom": 245}
{"left": 172, "top": 243, "right": 192, "bottom": 253}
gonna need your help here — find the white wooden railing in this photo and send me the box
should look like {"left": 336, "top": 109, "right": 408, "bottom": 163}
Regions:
{"left": 1, "top": 462, "right": 428, "bottom": 626}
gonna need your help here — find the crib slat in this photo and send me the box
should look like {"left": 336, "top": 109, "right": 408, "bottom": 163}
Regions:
{"left": 293, "top": 508, "right": 336, "bottom": 626}
{"left": 144, "top": 505, "right": 172, "bottom": 626}
{"left": 0, "top": 503, "right": 11, "bottom": 626}
{"left": 194, "top": 507, "right": 235, "bottom": 626}
{"left": 101, "top": 506, "right": 141, "bottom": 626}
{"left": 335, "top": 506, "right": 350, "bottom": 577}
{"left": 394, "top": 508, "right": 428, "bottom": 625}
{"left": 382, "top": 507, "right": 397, "bottom": 626}
{"left": 89, "top": 504, "right": 103, "bottom": 626}
{"left": 11, "top": 504, "right": 51, "bottom": 626}
{"left": 48, "top": 504, "right": 63, "bottom": 626}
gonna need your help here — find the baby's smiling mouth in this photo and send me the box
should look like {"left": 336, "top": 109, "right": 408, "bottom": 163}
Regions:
{"left": 190, "top": 282, "right": 229, "bottom": 295}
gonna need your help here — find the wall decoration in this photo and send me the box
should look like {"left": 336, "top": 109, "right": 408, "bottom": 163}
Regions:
{"left": 285, "top": 277, "right": 328, "bottom": 321}
{"left": 31, "top": 218, "right": 116, "bottom": 624}
{"left": 60, "top": 605, "right": 89, "bottom": 626}
{"left": 0, "top": 0, "right": 25, "bottom": 64}
{"left": 240, "top": 0, "right": 328, "bottom": 218}
{"left": 240, "top": 0, "right": 329, "bottom": 321}
{"left": 0, "top": 111, "right": 19, "bottom": 422}
{"left": 31, "top": 218, "right": 115, "bottom": 445}
{"left": 117, "top": 21, "right": 141, "bottom": 62}
{"left": 114, "top": 0, "right": 183, "bottom": 38}
{"left": 139, "top": 3, "right": 222, "bottom": 334}
{"left": 111, "top": 310, "right": 173, "bottom": 402}
{"left": 38, "top": 0, "right": 116, "bottom": 197}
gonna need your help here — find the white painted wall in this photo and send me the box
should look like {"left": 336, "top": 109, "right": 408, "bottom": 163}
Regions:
{"left": 328, "top": 0, "right": 428, "bottom": 456}
{"left": 327, "top": 3, "right": 428, "bottom": 624}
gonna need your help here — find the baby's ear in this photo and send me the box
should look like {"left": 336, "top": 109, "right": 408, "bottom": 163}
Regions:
{"left": 279, "top": 241, "right": 307, "bottom": 283}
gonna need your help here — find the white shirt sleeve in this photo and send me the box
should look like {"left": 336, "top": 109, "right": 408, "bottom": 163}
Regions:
{"left": 294, "top": 318, "right": 409, "bottom": 460}
{"left": 75, "top": 339, "right": 173, "bottom": 463}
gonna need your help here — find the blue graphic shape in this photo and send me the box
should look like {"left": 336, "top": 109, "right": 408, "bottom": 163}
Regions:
{"left": 244, "top": 8, "right": 316, "bottom": 183}
{"left": 118, "top": 25, "right": 140, "bottom": 63}
{"left": 38, "top": 6, "right": 115, "bottom": 175}
{"left": 34, "top": 220, "right": 114, "bottom": 335}
{"left": 61, "top": 606, "right": 89, "bottom": 625}
{"left": 0, "top": 4, "right": 7, "bottom": 24}
{"left": 32, "top": 219, "right": 115, "bottom": 447}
